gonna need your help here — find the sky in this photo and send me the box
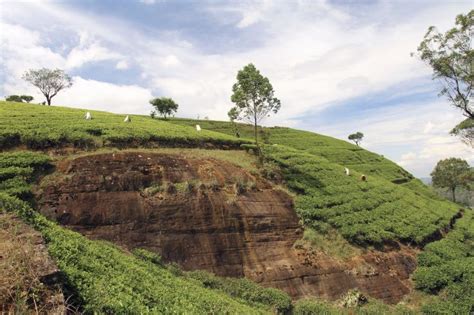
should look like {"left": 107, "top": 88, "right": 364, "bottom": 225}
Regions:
{"left": 0, "top": 0, "right": 472, "bottom": 177}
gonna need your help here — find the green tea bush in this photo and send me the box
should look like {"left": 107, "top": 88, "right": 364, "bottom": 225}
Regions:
{"left": 186, "top": 270, "right": 292, "bottom": 313}
{"left": 414, "top": 210, "right": 473, "bottom": 314}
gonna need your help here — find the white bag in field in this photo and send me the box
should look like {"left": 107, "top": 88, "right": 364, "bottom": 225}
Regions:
{"left": 344, "top": 167, "right": 350, "bottom": 176}
{"left": 124, "top": 115, "right": 131, "bottom": 122}
{"left": 85, "top": 112, "right": 92, "bottom": 120}
{"left": 196, "top": 124, "right": 201, "bottom": 131}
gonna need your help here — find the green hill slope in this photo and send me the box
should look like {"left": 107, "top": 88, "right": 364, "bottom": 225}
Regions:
{"left": 0, "top": 102, "right": 248, "bottom": 149}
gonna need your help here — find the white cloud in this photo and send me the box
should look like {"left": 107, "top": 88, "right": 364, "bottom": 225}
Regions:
{"left": 116, "top": 60, "right": 129, "bottom": 70}
{"left": 65, "top": 32, "right": 122, "bottom": 69}
{"left": 55, "top": 77, "right": 153, "bottom": 114}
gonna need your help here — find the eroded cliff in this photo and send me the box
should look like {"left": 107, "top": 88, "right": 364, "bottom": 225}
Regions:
{"left": 36, "top": 151, "right": 417, "bottom": 303}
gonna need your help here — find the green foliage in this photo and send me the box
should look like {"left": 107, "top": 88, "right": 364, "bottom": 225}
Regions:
{"left": 6, "top": 95, "right": 23, "bottom": 102}
{"left": 230, "top": 63, "right": 281, "bottom": 145}
{"left": 263, "top": 145, "right": 458, "bottom": 246}
{"left": 23, "top": 68, "right": 73, "bottom": 105}
{"left": 348, "top": 132, "right": 364, "bottom": 146}
{"left": 0, "top": 101, "right": 249, "bottom": 150}
{"left": 293, "top": 298, "right": 339, "bottom": 315}
{"left": 415, "top": 10, "right": 473, "bottom": 119}
{"left": 451, "top": 117, "right": 474, "bottom": 146}
{"left": 149, "top": 97, "right": 179, "bottom": 119}
{"left": 20, "top": 95, "right": 34, "bottom": 103}
{"left": 413, "top": 210, "right": 474, "bottom": 314}
{"left": 431, "top": 157, "right": 472, "bottom": 202}
{"left": 185, "top": 270, "right": 292, "bottom": 313}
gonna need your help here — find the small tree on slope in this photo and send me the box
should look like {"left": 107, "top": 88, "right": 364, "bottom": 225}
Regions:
{"left": 149, "top": 97, "right": 179, "bottom": 119}
{"left": 348, "top": 132, "right": 364, "bottom": 146}
{"left": 229, "top": 63, "right": 281, "bottom": 147}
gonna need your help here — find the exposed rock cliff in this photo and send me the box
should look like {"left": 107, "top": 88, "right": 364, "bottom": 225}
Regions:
{"left": 37, "top": 151, "right": 416, "bottom": 303}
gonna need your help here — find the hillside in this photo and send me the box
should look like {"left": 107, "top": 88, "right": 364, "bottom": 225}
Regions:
{"left": 0, "top": 100, "right": 471, "bottom": 314}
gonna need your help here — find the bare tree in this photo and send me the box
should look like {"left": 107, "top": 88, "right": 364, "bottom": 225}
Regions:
{"left": 23, "top": 68, "right": 73, "bottom": 105}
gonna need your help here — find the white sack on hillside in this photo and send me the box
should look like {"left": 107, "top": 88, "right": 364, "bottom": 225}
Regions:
{"left": 85, "top": 112, "right": 92, "bottom": 120}
{"left": 196, "top": 125, "right": 201, "bottom": 131}
{"left": 124, "top": 115, "right": 131, "bottom": 122}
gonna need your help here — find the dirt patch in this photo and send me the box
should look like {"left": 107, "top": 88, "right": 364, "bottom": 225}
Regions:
{"left": 36, "top": 151, "right": 417, "bottom": 303}
{"left": 0, "top": 213, "right": 65, "bottom": 314}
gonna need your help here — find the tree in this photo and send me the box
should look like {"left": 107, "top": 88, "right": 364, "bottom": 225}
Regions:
{"left": 20, "top": 95, "right": 33, "bottom": 103}
{"left": 431, "top": 157, "right": 472, "bottom": 202}
{"left": 228, "top": 107, "right": 240, "bottom": 138}
{"left": 348, "top": 132, "right": 364, "bottom": 146}
{"left": 5, "top": 95, "right": 23, "bottom": 102}
{"left": 149, "top": 97, "right": 178, "bottom": 119}
{"left": 414, "top": 10, "right": 473, "bottom": 119}
{"left": 451, "top": 118, "right": 474, "bottom": 147}
{"left": 23, "top": 68, "right": 72, "bottom": 105}
{"left": 229, "top": 63, "right": 281, "bottom": 146}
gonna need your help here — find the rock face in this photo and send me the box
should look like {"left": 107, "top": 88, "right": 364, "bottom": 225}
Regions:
{"left": 37, "top": 152, "right": 417, "bottom": 303}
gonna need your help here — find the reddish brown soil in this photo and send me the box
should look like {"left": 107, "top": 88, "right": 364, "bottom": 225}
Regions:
{"left": 36, "top": 151, "right": 417, "bottom": 303}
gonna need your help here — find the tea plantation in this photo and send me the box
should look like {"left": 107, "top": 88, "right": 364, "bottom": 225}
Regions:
{"left": 1, "top": 101, "right": 471, "bottom": 313}
{"left": 0, "top": 102, "right": 248, "bottom": 149}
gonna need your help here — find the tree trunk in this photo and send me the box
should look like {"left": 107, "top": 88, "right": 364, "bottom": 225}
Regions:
{"left": 452, "top": 187, "right": 456, "bottom": 203}
{"left": 254, "top": 114, "right": 258, "bottom": 147}
{"left": 46, "top": 96, "right": 51, "bottom": 106}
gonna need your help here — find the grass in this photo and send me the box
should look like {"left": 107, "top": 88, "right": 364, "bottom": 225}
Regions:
{"left": 295, "top": 227, "right": 363, "bottom": 260}
{"left": 0, "top": 101, "right": 249, "bottom": 150}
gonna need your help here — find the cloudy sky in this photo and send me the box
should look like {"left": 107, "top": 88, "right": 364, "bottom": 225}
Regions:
{"left": 1, "top": 0, "right": 472, "bottom": 177}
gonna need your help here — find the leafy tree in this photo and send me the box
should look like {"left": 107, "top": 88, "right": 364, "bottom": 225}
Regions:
{"left": 22, "top": 68, "right": 72, "bottom": 105}
{"left": 451, "top": 118, "right": 473, "bottom": 147}
{"left": 414, "top": 10, "right": 473, "bottom": 144}
{"left": 20, "top": 95, "right": 33, "bottom": 103}
{"left": 348, "top": 132, "right": 364, "bottom": 146}
{"left": 431, "top": 157, "right": 472, "bottom": 202}
{"left": 229, "top": 63, "right": 281, "bottom": 146}
{"left": 149, "top": 97, "right": 178, "bottom": 119}
{"left": 228, "top": 107, "right": 240, "bottom": 138}
{"left": 5, "top": 95, "right": 23, "bottom": 102}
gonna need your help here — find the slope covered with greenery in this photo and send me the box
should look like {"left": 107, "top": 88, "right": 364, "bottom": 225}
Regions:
{"left": 413, "top": 210, "right": 474, "bottom": 314}
{"left": 0, "top": 102, "right": 249, "bottom": 149}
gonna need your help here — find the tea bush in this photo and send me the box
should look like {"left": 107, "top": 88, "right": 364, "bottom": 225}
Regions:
{"left": 413, "top": 210, "right": 474, "bottom": 314}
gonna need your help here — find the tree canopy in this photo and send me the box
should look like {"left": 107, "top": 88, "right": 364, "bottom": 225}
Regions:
{"left": 229, "top": 63, "right": 281, "bottom": 146}
{"left": 431, "top": 157, "right": 472, "bottom": 202}
{"left": 6, "top": 95, "right": 34, "bottom": 103}
{"left": 415, "top": 10, "right": 473, "bottom": 119}
{"left": 149, "top": 97, "right": 179, "bottom": 119}
{"left": 23, "top": 68, "right": 72, "bottom": 105}
{"left": 348, "top": 132, "right": 364, "bottom": 146}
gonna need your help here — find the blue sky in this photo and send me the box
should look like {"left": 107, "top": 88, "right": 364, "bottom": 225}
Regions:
{"left": 1, "top": 0, "right": 472, "bottom": 177}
